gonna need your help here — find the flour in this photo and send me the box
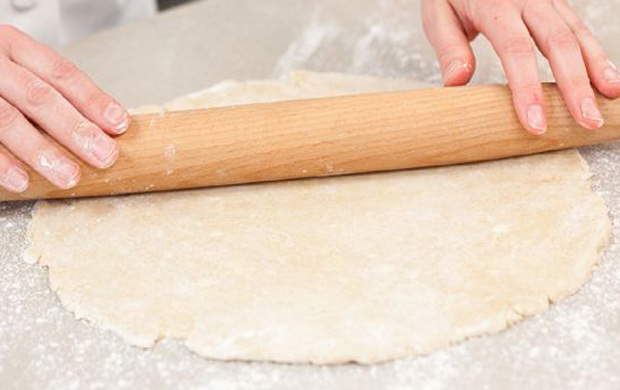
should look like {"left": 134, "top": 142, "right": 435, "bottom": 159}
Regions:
{"left": 273, "top": 0, "right": 439, "bottom": 82}
{"left": 274, "top": 12, "right": 341, "bottom": 77}
{"left": 1, "top": 0, "right": 620, "bottom": 389}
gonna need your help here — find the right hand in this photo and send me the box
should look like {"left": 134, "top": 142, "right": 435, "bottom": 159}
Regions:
{"left": 0, "top": 25, "right": 129, "bottom": 193}
{"left": 422, "top": 0, "right": 620, "bottom": 135}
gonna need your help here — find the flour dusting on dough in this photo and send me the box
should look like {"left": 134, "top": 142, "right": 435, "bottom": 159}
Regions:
{"left": 25, "top": 73, "right": 611, "bottom": 365}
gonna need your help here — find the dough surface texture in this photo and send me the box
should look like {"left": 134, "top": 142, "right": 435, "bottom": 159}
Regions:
{"left": 26, "top": 72, "right": 610, "bottom": 364}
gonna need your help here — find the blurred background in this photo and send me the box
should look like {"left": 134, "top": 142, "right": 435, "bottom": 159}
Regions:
{"left": 158, "top": 0, "right": 195, "bottom": 10}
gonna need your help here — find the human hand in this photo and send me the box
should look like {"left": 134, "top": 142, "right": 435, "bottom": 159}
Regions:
{"left": 0, "top": 25, "right": 129, "bottom": 193}
{"left": 421, "top": 0, "right": 620, "bottom": 135}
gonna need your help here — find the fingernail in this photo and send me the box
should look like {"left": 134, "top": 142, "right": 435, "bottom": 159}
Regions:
{"left": 38, "top": 152, "right": 80, "bottom": 189}
{"left": 443, "top": 59, "right": 470, "bottom": 84}
{"left": 580, "top": 97, "right": 605, "bottom": 129}
{"left": 76, "top": 131, "right": 118, "bottom": 168}
{"left": 103, "top": 101, "right": 129, "bottom": 134}
{"left": 604, "top": 61, "right": 620, "bottom": 84}
{"left": 1, "top": 166, "right": 28, "bottom": 193}
{"left": 92, "top": 134, "right": 118, "bottom": 168}
{"left": 527, "top": 104, "right": 547, "bottom": 134}
{"left": 73, "top": 123, "right": 119, "bottom": 168}
{"left": 56, "top": 159, "right": 80, "bottom": 188}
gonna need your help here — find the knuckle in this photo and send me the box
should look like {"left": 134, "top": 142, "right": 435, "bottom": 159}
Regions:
{"left": 512, "top": 82, "right": 543, "bottom": 102}
{"left": 0, "top": 102, "right": 18, "bottom": 133}
{"left": 437, "top": 41, "right": 467, "bottom": 61}
{"left": 25, "top": 80, "right": 55, "bottom": 106}
{"left": 564, "top": 76, "right": 590, "bottom": 90}
{"left": 545, "top": 27, "right": 578, "bottom": 51}
{"left": 514, "top": 80, "right": 543, "bottom": 94}
{"left": 51, "top": 58, "right": 78, "bottom": 80}
{"left": 0, "top": 25, "right": 19, "bottom": 53}
{"left": 0, "top": 24, "right": 21, "bottom": 39}
{"left": 501, "top": 35, "right": 534, "bottom": 57}
{"left": 0, "top": 25, "right": 22, "bottom": 52}
{"left": 570, "top": 20, "right": 591, "bottom": 37}
{"left": 71, "top": 119, "right": 97, "bottom": 138}
{"left": 85, "top": 92, "right": 109, "bottom": 111}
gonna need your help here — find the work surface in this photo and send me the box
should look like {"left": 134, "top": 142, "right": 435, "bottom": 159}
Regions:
{"left": 1, "top": 0, "right": 620, "bottom": 389}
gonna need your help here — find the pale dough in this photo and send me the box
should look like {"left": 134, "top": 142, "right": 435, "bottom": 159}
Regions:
{"left": 25, "top": 72, "right": 611, "bottom": 364}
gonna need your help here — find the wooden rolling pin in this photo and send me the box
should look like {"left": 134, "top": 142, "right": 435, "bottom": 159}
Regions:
{"left": 1, "top": 83, "right": 620, "bottom": 202}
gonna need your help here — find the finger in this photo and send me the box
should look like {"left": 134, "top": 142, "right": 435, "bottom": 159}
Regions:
{"left": 552, "top": 0, "right": 620, "bottom": 98}
{"left": 422, "top": 0, "right": 475, "bottom": 86}
{"left": 478, "top": 2, "right": 547, "bottom": 135}
{"left": 0, "top": 59, "right": 119, "bottom": 169}
{"left": 0, "top": 96, "right": 80, "bottom": 189}
{"left": 523, "top": 1, "right": 603, "bottom": 130}
{"left": 1, "top": 25, "right": 130, "bottom": 135}
{"left": 0, "top": 147, "right": 28, "bottom": 193}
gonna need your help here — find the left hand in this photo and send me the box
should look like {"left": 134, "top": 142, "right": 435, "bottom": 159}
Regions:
{"left": 421, "top": 0, "right": 620, "bottom": 135}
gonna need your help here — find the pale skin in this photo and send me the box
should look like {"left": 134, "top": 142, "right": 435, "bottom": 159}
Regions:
{"left": 1, "top": 0, "right": 619, "bottom": 193}
{"left": 422, "top": 0, "right": 620, "bottom": 134}
{"left": 0, "top": 25, "right": 129, "bottom": 194}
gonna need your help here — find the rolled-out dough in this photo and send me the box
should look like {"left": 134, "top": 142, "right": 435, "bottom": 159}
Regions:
{"left": 25, "top": 72, "right": 611, "bottom": 364}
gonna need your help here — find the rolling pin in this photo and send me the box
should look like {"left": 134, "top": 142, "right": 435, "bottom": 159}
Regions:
{"left": 1, "top": 83, "right": 620, "bottom": 202}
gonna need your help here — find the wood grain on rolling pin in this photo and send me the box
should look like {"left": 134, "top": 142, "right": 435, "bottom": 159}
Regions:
{"left": 1, "top": 83, "right": 619, "bottom": 201}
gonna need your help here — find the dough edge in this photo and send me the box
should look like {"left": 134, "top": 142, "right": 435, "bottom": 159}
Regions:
{"left": 24, "top": 72, "right": 612, "bottom": 365}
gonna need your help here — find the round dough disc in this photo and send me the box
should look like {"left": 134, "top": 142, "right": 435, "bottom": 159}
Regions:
{"left": 26, "top": 72, "right": 610, "bottom": 364}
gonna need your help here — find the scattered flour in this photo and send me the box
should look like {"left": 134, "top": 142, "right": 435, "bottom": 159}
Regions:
{"left": 1, "top": 1, "right": 620, "bottom": 389}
